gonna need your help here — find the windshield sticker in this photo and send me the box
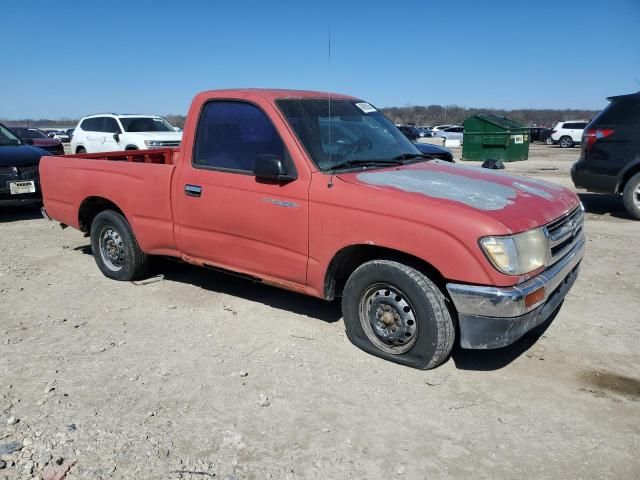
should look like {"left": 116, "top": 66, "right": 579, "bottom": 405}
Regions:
{"left": 355, "top": 102, "right": 376, "bottom": 114}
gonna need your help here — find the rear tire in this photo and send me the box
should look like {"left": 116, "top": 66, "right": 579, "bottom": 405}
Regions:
{"left": 342, "top": 260, "right": 454, "bottom": 369}
{"left": 559, "top": 136, "right": 573, "bottom": 148}
{"left": 90, "top": 210, "right": 148, "bottom": 281}
{"left": 622, "top": 172, "right": 640, "bottom": 220}
{"left": 76, "top": 147, "right": 86, "bottom": 154}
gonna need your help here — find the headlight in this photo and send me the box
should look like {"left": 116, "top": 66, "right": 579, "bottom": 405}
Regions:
{"left": 480, "top": 228, "right": 548, "bottom": 275}
{"left": 144, "top": 140, "right": 163, "bottom": 147}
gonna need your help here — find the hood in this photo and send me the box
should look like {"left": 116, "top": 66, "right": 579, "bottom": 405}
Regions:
{"left": 124, "top": 131, "right": 183, "bottom": 141}
{"left": 0, "top": 144, "right": 49, "bottom": 166}
{"left": 338, "top": 161, "right": 579, "bottom": 233}
{"left": 31, "top": 138, "right": 62, "bottom": 147}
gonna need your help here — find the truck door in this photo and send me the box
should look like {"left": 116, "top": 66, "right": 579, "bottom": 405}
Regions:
{"left": 174, "top": 100, "right": 310, "bottom": 287}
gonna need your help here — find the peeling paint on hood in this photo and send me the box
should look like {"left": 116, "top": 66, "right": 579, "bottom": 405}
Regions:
{"left": 356, "top": 168, "right": 565, "bottom": 211}
{"left": 357, "top": 170, "right": 519, "bottom": 211}
{"left": 338, "top": 161, "right": 580, "bottom": 231}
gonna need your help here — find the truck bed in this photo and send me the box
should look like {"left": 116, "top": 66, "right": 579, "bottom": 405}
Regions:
{"left": 65, "top": 148, "right": 177, "bottom": 165}
{"left": 40, "top": 148, "right": 180, "bottom": 256}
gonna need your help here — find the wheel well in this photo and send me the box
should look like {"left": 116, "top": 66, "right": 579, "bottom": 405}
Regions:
{"left": 75, "top": 146, "right": 86, "bottom": 153}
{"left": 125, "top": 145, "right": 139, "bottom": 150}
{"left": 617, "top": 164, "right": 640, "bottom": 194}
{"left": 78, "top": 197, "right": 124, "bottom": 233}
{"left": 324, "top": 245, "right": 447, "bottom": 300}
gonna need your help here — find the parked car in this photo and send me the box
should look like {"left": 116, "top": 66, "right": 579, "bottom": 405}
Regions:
{"left": 433, "top": 125, "right": 464, "bottom": 143}
{"left": 65, "top": 128, "right": 75, "bottom": 139}
{"left": 51, "top": 131, "right": 70, "bottom": 142}
{"left": 397, "top": 124, "right": 426, "bottom": 141}
{"left": 412, "top": 142, "right": 454, "bottom": 162}
{"left": 431, "top": 124, "right": 453, "bottom": 133}
{"left": 571, "top": 91, "right": 640, "bottom": 219}
{"left": 71, "top": 114, "right": 182, "bottom": 153}
{"left": 10, "top": 127, "right": 65, "bottom": 155}
{"left": 0, "top": 122, "right": 49, "bottom": 206}
{"left": 529, "top": 127, "right": 553, "bottom": 143}
{"left": 550, "top": 121, "right": 589, "bottom": 148}
{"left": 40, "top": 88, "right": 584, "bottom": 370}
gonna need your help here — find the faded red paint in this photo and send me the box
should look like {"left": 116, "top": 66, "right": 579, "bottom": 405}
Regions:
{"left": 40, "top": 89, "right": 581, "bottom": 298}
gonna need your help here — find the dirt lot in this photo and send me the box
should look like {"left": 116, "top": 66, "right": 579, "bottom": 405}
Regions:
{"left": 1, "top": 144, "right": 638, "bottom": 479}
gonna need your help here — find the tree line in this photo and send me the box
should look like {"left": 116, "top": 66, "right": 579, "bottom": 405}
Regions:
{"left": 381, "top": 105, "right": 600, "bottom": 128}
{"left": 1, "top": 105, "right": 600, "bottom": 130}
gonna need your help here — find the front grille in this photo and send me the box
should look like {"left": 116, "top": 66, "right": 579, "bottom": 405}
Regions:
{"left": 0, "top": 165, "right": 39, "bottom": 178}
{"left": 544, "top": 206, "right": 584, "bottom": 266}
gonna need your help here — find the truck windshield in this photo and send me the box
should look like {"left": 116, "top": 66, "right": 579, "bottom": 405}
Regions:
{"left": 277, "top": 99, "right": 422, "bottom": 171}
{"left": 0, "top": 124, "right": 22, "bottom": 146}
{"left": 119, "top": 117, "right": 175, "bottom": 133}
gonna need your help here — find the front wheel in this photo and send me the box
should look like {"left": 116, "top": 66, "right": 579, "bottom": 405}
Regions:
{"left": 342, "top": 260, "right": 454, "bottom": 369}
{"left": 545, "top": 137, "right": 554, "bottom": 145}
{"left": 559, "top": 136, "right": 574, "bottom": 148}
{"left": 622, "top": 172, "right": 640, "bottom": 220}
{"left": 90, "top": 210, "right": 149, "bottom": 280}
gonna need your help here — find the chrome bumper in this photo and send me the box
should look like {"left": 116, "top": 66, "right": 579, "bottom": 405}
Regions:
{"left": 446, "top": 234, "right": 585, "bottom": 349}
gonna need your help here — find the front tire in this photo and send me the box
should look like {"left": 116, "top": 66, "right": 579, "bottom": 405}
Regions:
{"left": 545, "top": 137, "right": 554, "bottom": 145}
{"left": 342, "top": 260, "right": 454, "bottom": 369}
{"left": 622, "top": 172, "right": 640, "bottom": 220}
{"left": 90, "top": 210, "right": 148, "bottom": 280}
{"left": 559, "top": 136, "right": 574, "bottom": 148}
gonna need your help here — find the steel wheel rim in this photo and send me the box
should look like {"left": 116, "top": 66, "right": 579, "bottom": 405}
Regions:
{"left": 634, "top": 185, "right": 640, "bottom": 208}
{"left": 99, "top": 226, "right": 125, "bottom": 271}
{"left": 358, "top": 283, "right": 418, "bottom": 355}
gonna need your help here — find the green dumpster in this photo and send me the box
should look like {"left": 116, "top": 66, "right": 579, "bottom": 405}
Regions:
{"left": 462, "top": 114, "right": 530, "bottom": 162}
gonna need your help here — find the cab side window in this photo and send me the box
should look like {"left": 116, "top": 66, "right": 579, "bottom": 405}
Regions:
{"left": 193, "top": 101, "right": 285, "bottom": 172}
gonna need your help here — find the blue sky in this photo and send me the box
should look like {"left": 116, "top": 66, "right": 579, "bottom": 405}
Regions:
{"left": 1, "top": 0, "right": 638, "bottom": 118}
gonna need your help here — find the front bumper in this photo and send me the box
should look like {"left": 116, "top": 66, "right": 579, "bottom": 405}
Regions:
{"left": 447, "top": 235, "right": 584, "bottom": 349}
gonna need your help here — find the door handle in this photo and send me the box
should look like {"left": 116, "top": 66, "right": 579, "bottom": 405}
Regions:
{"left": 185, "top": 184, "right": 202, "bottom": 197}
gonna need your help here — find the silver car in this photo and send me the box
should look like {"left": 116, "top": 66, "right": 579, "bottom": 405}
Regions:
{"left": 434, "top": 125, "right": 464, "bottom": 142}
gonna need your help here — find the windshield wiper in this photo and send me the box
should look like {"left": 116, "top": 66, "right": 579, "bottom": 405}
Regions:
{"left": 327, "top": 159, "right": 405, "bottom": 172}
{"left": 392, "top": 153, "right": 435, "bottom": 161}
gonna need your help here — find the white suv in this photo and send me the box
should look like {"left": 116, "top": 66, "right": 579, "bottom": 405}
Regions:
{"left": 550, "top": 120, "right": 589, "bottom": 148}
{"left": 71, "top": 114, "right": 182, "bottom": 153}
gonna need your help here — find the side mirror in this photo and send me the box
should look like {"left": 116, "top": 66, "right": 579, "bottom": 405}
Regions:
{"left": 113, "top": 132, "right": 120, "bottom": 142}
{"left": 23, "top": 138, "right": 34, "bottom": 146}
{"left": 253, "top": 154, "right": 296, "bottom": 182}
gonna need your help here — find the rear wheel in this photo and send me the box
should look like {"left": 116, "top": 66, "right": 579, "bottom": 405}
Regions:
{"left": 622, "top": 172, "right": 640, "bottom": 220}
{"left": 342, "top": 260, "right": 454, "bottom": 369}
{"left": 76, "top": 147, "right": 86, "bottom": 154}
{"left": 90, "top": 210, "right": 148, "bottom": 280}
{"left": 559, "top": 136, "right": 574, "bottom": 148}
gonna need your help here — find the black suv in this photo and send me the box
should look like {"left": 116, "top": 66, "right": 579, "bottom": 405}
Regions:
{"left": 571, "top": 91, "right": 640, "bottom": 219}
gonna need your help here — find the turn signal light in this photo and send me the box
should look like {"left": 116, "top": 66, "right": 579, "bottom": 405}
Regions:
{"left": 525, "top": 287, "right": 545, "bottom": 309}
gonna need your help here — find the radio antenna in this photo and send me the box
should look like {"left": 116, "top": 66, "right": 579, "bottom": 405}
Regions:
{"left": 328, "top": 25, "right": 335, "bottom": 188}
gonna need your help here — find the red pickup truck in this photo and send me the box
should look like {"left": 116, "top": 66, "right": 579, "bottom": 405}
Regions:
{"left": 40, "top": 89, "right": 585, "bottom": 369}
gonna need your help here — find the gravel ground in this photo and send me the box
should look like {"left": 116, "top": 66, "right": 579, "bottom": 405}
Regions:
{"left": 1, "top": 144, "right": 638, "bottom": 479}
